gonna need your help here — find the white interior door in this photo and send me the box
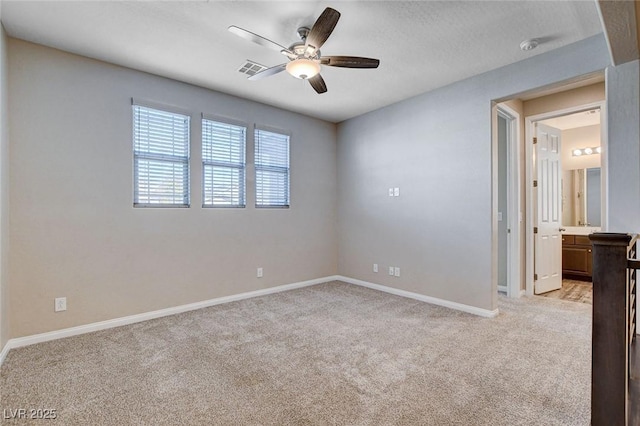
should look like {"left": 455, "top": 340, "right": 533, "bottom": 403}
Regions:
{"left": 534, "top": 123, "right": 563, "bottom": 294}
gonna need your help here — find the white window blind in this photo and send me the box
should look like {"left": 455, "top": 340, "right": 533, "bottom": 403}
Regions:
{"left": 255, "top": 128, "right": 290, "bottom": 207}
{"left": 202, "top": 118, "right": 246, "bottom": 207}
{"left": 133, "top": 105, "right": 190, "bottom": 207}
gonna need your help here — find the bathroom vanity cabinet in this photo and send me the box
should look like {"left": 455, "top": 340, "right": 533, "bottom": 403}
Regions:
{"left": 561, "top": 234, "right": 593, "bottom": 280}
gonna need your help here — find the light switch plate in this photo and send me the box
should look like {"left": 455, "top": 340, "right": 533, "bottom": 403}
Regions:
{"left": 257, "top": 267, "right": 263, "bottom": 278}
{"left": 394, "top": 267, "right": 400, "bottom": 277}
{"left": 388, "top": 188, "right": 394, "bottom": 197}
{"left": 394, "top": 187, "right": 400, "bottom": 197}
{"left": 388, "top": 266, "right": 394, "bottom": 276}
{"left": 373, "top": 263, "right": 378, "bottom": 273}
{"left": 498, "top": 211, "right": 503, "bottom": 221}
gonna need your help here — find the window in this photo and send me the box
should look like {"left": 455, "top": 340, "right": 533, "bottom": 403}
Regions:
{"left": 255, "top": 128, "right": 290, "bottom": 207}
{"left": 133, "top": 104, "right": 190, "bottom": 207}
{"left": 202, "top": 118, "right": 246, "bottom": 207}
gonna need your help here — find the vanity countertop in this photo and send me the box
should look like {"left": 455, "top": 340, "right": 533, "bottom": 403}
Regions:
{"left": 561, "top": 226, "right": 601, "bottom": 236}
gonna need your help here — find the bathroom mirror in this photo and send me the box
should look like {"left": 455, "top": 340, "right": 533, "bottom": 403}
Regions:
{"left": 562, "top": 167, "right": 601, "bottom": 227}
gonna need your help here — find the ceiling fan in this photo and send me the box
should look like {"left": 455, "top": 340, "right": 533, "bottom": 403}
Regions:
{"left": 228, "top": 7, "right": 380, "bottom": 94}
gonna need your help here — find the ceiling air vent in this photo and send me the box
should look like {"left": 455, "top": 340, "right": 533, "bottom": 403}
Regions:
{"left": 238, "top": 60, "right": 267, "bottom": 77}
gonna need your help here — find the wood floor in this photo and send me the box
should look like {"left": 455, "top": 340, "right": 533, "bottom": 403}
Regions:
{"left": 539, "top": 279, "right": 593, "bottom": 305}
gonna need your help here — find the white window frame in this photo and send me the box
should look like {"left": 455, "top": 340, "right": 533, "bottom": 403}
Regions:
{"left": 132, "top": 99, "right": 191, "bottom": 208}
{"left": 201, "top": 114, "right": 247, "bottom": 208}
{"left": 254, "top": 125, "right": 290, "bottom": 208}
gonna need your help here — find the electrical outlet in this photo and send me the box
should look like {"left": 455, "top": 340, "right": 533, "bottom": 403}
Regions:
{"left": 394, "top": 267, "right": 401, "bottom": 277}
{"left": 257, "top": 267, "right": 263, "bottom": 278}
{"left": 388, "top": 188, "right": 394, "bottom": 197}
{"left": 394, "top": 187, "right": 400, "bottom": 197}
{"left": 388, "top": 266, "right": 394, "bottom": 276}
{"left": 373, "top": 263, "right": 378, "bottom": 273}
{"left": 54, "top": 297, "right": 66, "bottom": 312}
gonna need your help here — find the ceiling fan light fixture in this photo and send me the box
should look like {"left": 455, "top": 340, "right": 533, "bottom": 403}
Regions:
{"left": 286, "top": 58, "right": 320, "bottom": 80}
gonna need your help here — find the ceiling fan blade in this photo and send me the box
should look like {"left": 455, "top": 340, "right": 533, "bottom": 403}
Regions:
{"left": 305, "top": 8, "right": 341, "bottom": 53}
{"left": 308, "top": 74, "right": 327, "bottom": 94}
{"left": 248, "top": 64, "right": 287, "bottom": 81}
{"left": 320, "top": 56, "right": 380, "bottom": 69}
{"left": 228, "top": 26, "right": 292, "bottom": 56}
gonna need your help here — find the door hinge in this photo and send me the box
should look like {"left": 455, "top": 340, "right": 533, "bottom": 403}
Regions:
{"left": 533, "top": 137, "right": 537, "bottom": 144}
{"left": 534, "top": 227, "right": 538, "bottom": 234}
{"left": 533, "top": 180, "right": 538, "bottom": 187}
{"left": 507, "top": 229, "right": 511, "bottom": 234}
{"left": 534, "top": 273, "right": 538, "bottom": 281}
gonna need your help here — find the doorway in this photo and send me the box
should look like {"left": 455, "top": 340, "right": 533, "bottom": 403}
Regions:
{"left": 496, "top": 105, "right": 521, "bottom": 298}
{"left": 493, "top": 75, "right": 606, "bottom": 302}
{"left": 526, "top": 102, "right": 606, "bottom": 297}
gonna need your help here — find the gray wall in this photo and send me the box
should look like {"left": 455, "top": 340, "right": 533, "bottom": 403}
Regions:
{"left": 8, "top": 39, "right": 338, "bottom": 338}
{"left": 606, "top": 60, "right": 640, "bottom": 232}
{"left": 0, "top": 22, "right": 8, "bottom": 349}
{"left": 337, "top": 35, "right": 611, "bottom": 311}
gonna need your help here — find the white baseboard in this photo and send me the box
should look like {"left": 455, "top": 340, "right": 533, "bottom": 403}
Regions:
{"left": 337, "top": 275, "right": 499, "bottom": 318}
{"left": 0, "top": 274, "right": 499, "bottom": 366}
{"left": 497, "top": 286, "right": 526, "bottom": 298}
{"left": 1, "top": 275, "right": 340, "bottom": 358}
{"left": 0, "top": 339, "right": 10, "bottom": 366}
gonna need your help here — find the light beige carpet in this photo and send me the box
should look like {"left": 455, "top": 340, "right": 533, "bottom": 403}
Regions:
{"left": 1, "top": 281, "right": 591, "bottom": 425}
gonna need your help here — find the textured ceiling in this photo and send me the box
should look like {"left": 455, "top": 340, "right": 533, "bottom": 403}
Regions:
{"left": 596, "top": 0, "right": 638, "bottom": 65}
{"left": 1, "top": 1, "right": 604, "bottom": 123}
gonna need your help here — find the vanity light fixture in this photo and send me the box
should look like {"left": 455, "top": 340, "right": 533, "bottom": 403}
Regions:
{"left": 572, "top": 146, "right": 601, "bottom": 157}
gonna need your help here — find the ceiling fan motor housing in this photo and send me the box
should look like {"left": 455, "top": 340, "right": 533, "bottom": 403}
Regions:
{"left": 297, "top": 27, "right": 310, "bottom": 41}
{"left": 287, "top": 30, "right": 322, "bottom": 80}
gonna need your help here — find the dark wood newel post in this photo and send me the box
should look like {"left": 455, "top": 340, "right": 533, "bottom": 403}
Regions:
{"left": 589, "top": 232, "right": 632, "bottom": 426}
